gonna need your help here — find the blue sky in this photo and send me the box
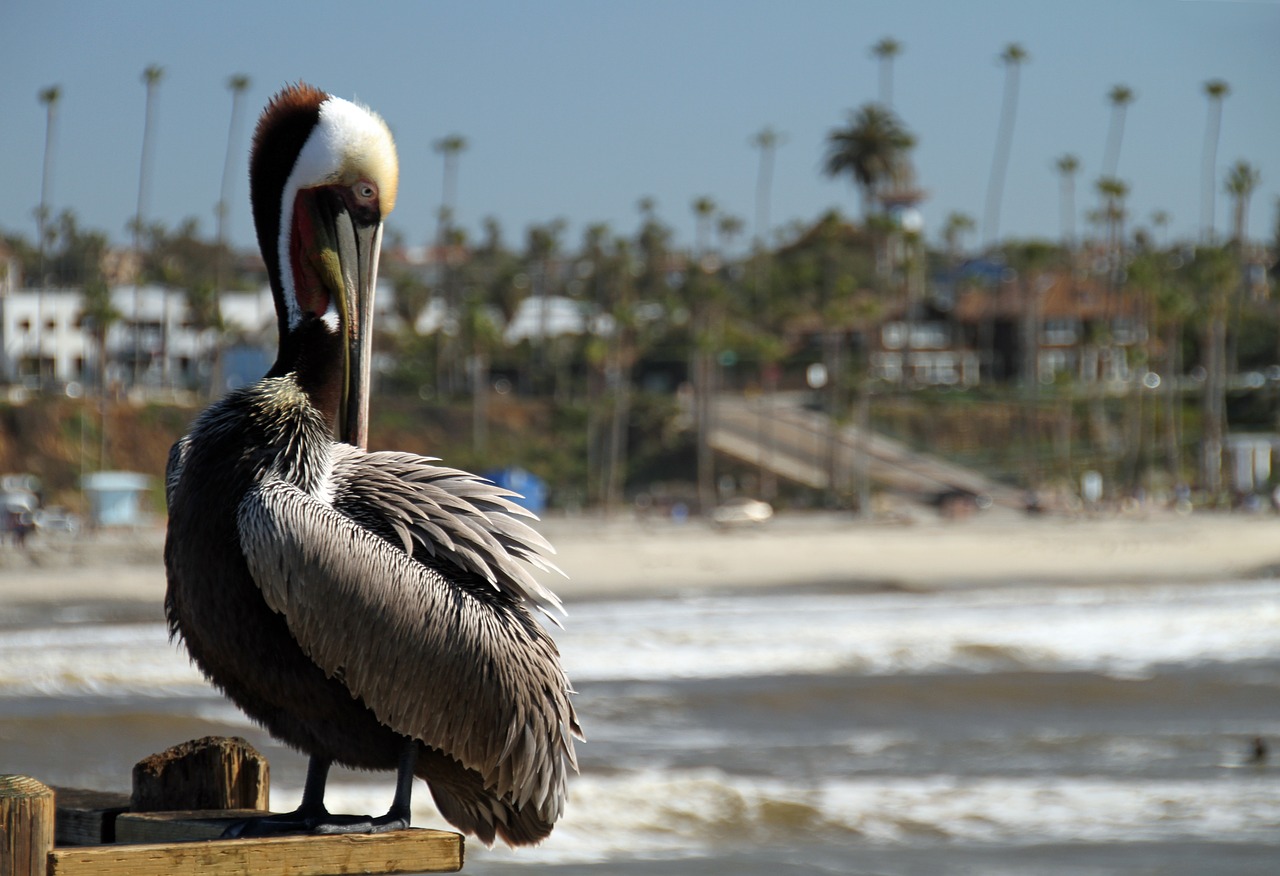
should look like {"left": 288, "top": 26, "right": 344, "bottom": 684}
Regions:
{"left": 2, "top": 0, "right": 1277, "bottom": 258}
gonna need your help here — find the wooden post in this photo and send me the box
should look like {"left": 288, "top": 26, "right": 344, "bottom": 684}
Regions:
{"left": 1, "top": 774, "right": 55, "bottom": 876}
{"left": 131, "top": 737, "right": 269, "bottom": 813}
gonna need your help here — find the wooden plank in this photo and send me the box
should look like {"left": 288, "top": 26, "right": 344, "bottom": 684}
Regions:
{"left": 46, "top": 829, "right": 463, "bottom": 876}
{"left": 1, "top": 774, "right": 55, "bottom": 876}
{"left": 114, "top": 809, "right": 269, "bottom": 843}
{"left": 51, "top": 787, "right": 131, "bottom": 846}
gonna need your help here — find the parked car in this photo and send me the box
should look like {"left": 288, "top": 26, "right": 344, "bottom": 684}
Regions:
{"left": 35, "top": 506, "right": 81, "bottom": 536}
{"left": 712, "top": 497, "right": 774, "bottom": 526}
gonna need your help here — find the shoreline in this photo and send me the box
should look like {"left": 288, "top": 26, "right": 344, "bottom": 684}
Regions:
{"left": 1, "top": 510, "right": 1279, "bottom": 617}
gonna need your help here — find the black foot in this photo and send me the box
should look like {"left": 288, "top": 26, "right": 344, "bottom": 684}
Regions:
{"left": 314, "top": 811, "right": 411, "bottom": 835}
{"left": 220, "top": 809, "right": 410, "bottom": 839}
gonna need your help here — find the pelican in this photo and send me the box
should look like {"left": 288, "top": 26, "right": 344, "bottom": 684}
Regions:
{"left": 164, "top": 83, "right": 579, "bottom": 846}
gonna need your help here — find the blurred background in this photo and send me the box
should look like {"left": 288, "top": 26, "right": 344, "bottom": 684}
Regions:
{"left": 1, "top": 2, "right": 1279, "bottom": 874}
{"left": 0, "top": 0, "right": 1276, "bottom": 520}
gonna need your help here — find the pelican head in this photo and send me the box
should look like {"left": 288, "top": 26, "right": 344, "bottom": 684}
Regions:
{"left": 250, "top": 83, "right": 398, "bottom": 448}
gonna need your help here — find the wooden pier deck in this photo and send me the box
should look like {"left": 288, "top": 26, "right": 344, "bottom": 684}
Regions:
{"left": 2, "top": 737, "right": 462, "bottom": 876}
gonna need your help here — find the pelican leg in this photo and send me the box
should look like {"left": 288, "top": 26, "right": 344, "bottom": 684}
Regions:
{"left": 223, "top": 744, "right": 416, "bottom": 837}
{"left": 220, "top": 755, "right": 334, "bottom": 838}
{"left": 314, "top": 738, "right": 416, "bottom": 834}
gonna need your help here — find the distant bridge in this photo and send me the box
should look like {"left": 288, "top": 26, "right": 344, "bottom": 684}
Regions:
{"left": 710, "top": 394, "right": 1024, "bottom": 509}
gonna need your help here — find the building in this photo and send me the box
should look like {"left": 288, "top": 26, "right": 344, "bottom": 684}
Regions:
{"left": 865, "top": 263, "right": 1147, "bottom": 390}
{"left": 0, "top": 280, "right": 402, "bottom": 391}
{"left": 0, "top": 285, "right": 273, "bottom": 388}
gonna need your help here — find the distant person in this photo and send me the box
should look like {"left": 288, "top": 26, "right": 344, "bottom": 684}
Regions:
{"left": 13, "top": 512, "right": 33, "bottom": 548}
{"left": 1249, "top": 736, "right": 1268, "bottom": 765}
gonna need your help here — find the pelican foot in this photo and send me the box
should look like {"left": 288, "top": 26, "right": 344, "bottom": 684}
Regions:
{"left": 220, "top": 809, "right": 410, "bottom": 838}
{"left": 314, "top": 811, "right": 411, "bottom": 835}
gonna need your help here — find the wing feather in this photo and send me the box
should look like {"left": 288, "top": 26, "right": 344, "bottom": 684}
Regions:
{"left": 329, "top": 445, "right": 566, "bottom": 617}
{"left": 237, "top": 474, "right": 579, "bottom": 821}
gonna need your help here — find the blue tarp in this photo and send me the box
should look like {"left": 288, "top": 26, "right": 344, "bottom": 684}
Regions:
{"left": 483, "top": 466, "right": 548, "bottom": 515}
{"left": 83, "top": 471, "right": 150, "bottom": 526}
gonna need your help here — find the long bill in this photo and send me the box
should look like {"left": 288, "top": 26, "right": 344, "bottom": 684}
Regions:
{"left": 331, "top": 208, "right": 383, "bottom": 452}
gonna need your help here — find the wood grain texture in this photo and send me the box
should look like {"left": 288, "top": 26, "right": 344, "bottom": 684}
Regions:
{"left": 47, "top": 828, "right": 463, "bottom": 876}
{"left": 1, "top": 775, "right": 55, "bottom": 876}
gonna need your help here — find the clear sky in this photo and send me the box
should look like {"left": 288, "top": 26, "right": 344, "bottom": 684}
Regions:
{"left": 2, "top": 0, "right": 1276, "bottom": 259}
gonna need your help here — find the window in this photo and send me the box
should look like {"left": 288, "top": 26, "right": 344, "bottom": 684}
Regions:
{"left": 1042, "top": 319, "right": 1078, "bottom": 346}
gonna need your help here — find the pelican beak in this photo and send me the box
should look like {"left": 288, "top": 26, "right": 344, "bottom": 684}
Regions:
{"left": 297, "top": 186, "right": 383, "bottom": 450}
{"left": 333, "top": 209, "right": 382, "bottom": 452}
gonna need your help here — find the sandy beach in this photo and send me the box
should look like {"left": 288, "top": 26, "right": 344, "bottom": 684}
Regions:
{"left": 2, "top": 508, "right": 1280, "bottom": 610}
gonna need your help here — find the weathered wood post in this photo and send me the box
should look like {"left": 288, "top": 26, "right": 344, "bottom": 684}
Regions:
{"left": 0, "top": 774, "right": 55, "bottom": 876}
{"left": 131, "top": 736, "right": 269, "bottom": 813}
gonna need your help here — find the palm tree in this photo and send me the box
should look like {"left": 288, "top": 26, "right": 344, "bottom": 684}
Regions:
{"left": 1222, "top": 160, "right": 1261, "bottom": 378}
{"left": 215, "top": 76, "right": 251, "bottom": 270}
{"left": 456, "top": 279, "right": 500, "bottom": 454}
{"left": 1200, "top": 79, "right": 1230, "bottom": 243}
{"left": 1130, "top": 248, "right": 1191, "bottom": 484}
{"left": 1003, "top": 240, "right": 1059, "bottom": 487}
{"left": 131, "top": 64, "right": 164, "bottom": 388}
{"left": 433, "top": 134, "right": 467, "bottom": 394}
{"left": 823, "top": 103, "right": 914, "bottom": 223}
{"left": 749, "top": 126, "right": 786, "bottom": 497}
{"left": 79, "top": 275, "right": 120, "bottom": 467}
{"left": 692, "top": 196, "right": 716, "bottom": 257}
{"left": 1189, "top": 245, "right": 1240, "bottom": 498}
{"left": 433, "top": 134, "right": 467, "bottom": 238}
{"left": 982, "top": 43, "right": 1029, "bottom": 247}
{"left": 35, "top": 85, "right": 61, "bottom": 273}
{"left": 942, "top": 212, "right": 976, "bottom": 262}
{"left": 1095, "top": 176, "right": 1130, "bottom": 260}
{"left": 35, "top": 85, "right": 61, "bottom": 388}
{"left": 871, "top": 36, "right": 902, "bottom": 107}
{"left": 601, "top": 236, "right": 638, "bottom": 513}
{"left": 1055, "top": 154, "right": 1080, "bottom": 248}
{"left": 211, "top": 74, "right": 251, "bottom": 397}
{"left": 690, "top": 196, "right": 720, "bottom": 513}
{"left": 1151, "top": 209, "right": 1171, "bottom": 248}
{"left": 1224, "top": 160, "right": 1260, "bottom": 245}
{"left": 526, "top": 219, "right": 565, "bottom": 395}
{"left": 716, "top": 213, "right": 744, "bottom": 256}
{"left": 750, "top": 127, "right": 783, "bottom": 254}
{"left": 1102, "top": 84, "right": 1135, "bottom": 179}
{"left": 215, "top": 75, "right": 251, "bottom": 259}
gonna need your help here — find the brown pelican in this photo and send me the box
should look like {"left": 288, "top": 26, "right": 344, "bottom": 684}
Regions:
{"left": 164, "top": 83, "right": 579, "bottom": 846}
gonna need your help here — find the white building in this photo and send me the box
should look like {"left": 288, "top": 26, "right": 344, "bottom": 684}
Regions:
{"left": 0, "top": 285, "right": 275, "bottom": 388}
{"left": 0, "top": 280, "right": 400, "bottom": 389}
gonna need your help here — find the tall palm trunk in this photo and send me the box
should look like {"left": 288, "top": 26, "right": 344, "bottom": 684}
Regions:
{"left": 212, "top": 74, "right": 250, "bottom": 399}
{"left": 752, "top": 128, "right": 781, "bottom": 501}
{"left": 1163, "top": 321, "right": 1182, "bottom": 484}
{"left": 35, "top": 85, "right": 60, "bottom": 388}
{"left": 132, "top": 65, "right": 163, "bottom": 389}
{"left": 982, "top": 44, "right": 1027, "bottom": 247}
{"left": 1200, "top": 80, "right": 1230, "bottom": 243}
{"left": 1201, "top": 312, "right": 1227, "bottom": 497}
{"left": 604, "top": 353, "right": 632, "bottom": 512}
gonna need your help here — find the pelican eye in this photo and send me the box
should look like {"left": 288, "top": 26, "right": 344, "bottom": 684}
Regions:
{"left": 354, "top": 181, "right": 378, "bottom": 204}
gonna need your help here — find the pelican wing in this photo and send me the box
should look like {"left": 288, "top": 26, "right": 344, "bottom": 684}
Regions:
{"left": 236, "top": 471, "right": 579, "bottom": 823}
{"left": 327, "top": 444, "right": 566, "bottom": 619}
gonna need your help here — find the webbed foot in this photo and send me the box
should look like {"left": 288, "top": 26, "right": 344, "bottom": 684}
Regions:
{"left": 220, "top": 807, "right": 411, "bottom": 838}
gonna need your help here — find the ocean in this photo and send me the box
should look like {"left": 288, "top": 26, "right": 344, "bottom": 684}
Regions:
{"left": 1, "top": 576, "right": 1278, "bottom": 874}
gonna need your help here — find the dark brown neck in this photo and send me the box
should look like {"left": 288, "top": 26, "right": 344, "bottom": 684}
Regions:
{"left": 267, "top": 316, "right": 344, "bottom": 437}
